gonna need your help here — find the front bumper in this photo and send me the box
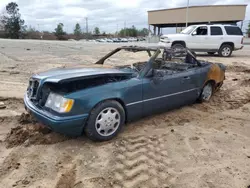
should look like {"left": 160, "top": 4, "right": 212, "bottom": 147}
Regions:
{"left": 24, "top": 94, "right": 88, "bottom": 136}
{"left": 158, "top": 41, "right": 172, "bottom": 48}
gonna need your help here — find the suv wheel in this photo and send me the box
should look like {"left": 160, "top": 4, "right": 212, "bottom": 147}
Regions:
{"left": 219, "top": 44, "right": 233, "bottom": 57}
{"left": 172, "top": 43, "right": 185, "bottom": 56}
{"left": 172, "top": 43, "right": 185, "bottom": 51}
{"left": 84, "top": 100, "right": 125, "bottom": 141}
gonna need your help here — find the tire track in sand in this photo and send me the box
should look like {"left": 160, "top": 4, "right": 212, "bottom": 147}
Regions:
{"left": 112, "top": 134, "right": 172, "bottom": 188}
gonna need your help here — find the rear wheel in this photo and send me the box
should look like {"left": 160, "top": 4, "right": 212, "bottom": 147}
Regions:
{"left": 218, "top": 44, "right": 233, "bottom": 57}
{"left": 198, "top": 82, "right": 214, "bottom": 102}
{"left": 85, "top": 100, "right": 125, "bottom": 141}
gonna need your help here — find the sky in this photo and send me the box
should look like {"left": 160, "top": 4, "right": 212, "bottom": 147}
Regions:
{"left": 0, "top": 0, "right": 250, "bottom": 34}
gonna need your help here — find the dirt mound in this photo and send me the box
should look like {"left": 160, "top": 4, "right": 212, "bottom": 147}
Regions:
{"left": 18, "top": 113, "right": 37, "bottom": 124}
{"left": 209, "top": 89, "right": 250, "bottom": 110}
{"left": 226, "top": 65, "right": 250, "bottom": 73}
{"left": 55, "top": 165, "right": 77, "bottom": 188}
{"left": 241, "top": 78, "right": 250, "bottom": 87}
{"left": 5, "top": 124, "right": 70, "bottom": 148}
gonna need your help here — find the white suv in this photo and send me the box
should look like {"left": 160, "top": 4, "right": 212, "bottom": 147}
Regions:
{"left": 158, "top": 24, "right": 244, "bottom": 57}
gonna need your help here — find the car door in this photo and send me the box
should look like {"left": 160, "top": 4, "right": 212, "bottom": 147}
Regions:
{"left": 188, "top": 26, "right": 209, "bottom": 50}
{"left": 207, "top": 26, "right": 224, "bottom": 50}
{"left": 142, "top": 69, "right": 199, "bottom": 116}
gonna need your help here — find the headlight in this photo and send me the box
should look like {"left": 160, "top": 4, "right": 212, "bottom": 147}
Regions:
{"left": 45, "top": 92, "right": 74, "bottom": 113}
{"left": 160, "top": 37, "right": 171, "bottom": 43}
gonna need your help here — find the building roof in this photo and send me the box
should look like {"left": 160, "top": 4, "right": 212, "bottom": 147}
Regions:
{"left": 148, "top": 4, "right": 247, "bottom": 27}
{"left": 148, "top": 4, "right": 247, "bottom": 12}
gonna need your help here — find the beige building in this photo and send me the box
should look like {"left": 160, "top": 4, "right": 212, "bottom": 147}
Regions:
{"left": 148, "top": 4, "right": 247, "bottom": 35}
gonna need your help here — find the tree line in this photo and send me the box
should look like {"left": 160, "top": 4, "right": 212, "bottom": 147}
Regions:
{"left": 0, "top": 2, "right": 149, "bottom": 40}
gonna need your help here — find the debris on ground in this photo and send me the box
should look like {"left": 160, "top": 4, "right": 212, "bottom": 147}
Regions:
{"left": 189, "top": 136, "right": 200, "bottom": 141}
{"left": 0, "top": 102, "right": 6, "bottom": 109}
{"left": 22, "top": 179, "right": 30, "bottom": 185}
{"left": 9, "top": 71, "right": 20, "bottom": 75}
{"left": 241, "top": 79, "right": 250, "bottom": 87}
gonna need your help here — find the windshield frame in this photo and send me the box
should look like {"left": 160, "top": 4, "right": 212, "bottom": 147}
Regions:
{"left": 180, "top": 25, "right": 197, "bottom": 34}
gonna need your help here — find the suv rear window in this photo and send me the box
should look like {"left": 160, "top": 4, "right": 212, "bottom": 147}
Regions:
{"left": 224, "top": 26, "right": 243, "bottom": 35}
{"left": 211, "top": 26, "right": 223, "bottom": 35}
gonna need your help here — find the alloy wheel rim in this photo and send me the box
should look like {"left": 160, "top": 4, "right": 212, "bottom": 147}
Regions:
{"left": 173, "top": 45, "right": 184, "bottom": 56}
{"left": 222, "top": 47, "right": 231, "bottom": 56}
{"left": 95, "top": 107, "right": 120, "bottom": 136}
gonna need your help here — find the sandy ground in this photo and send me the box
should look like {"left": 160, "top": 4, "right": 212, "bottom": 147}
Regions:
{"left": 0, "top": 39, "right": 250, "bottom": 188}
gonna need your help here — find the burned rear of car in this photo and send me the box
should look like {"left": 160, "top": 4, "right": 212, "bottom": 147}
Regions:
{"left": 24, "top": 46, "right": 226, "bottom": 141}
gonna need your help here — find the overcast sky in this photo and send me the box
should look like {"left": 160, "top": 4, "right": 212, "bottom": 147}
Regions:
{"left": 0, "top": 0, "right": 250, "bottom": 33}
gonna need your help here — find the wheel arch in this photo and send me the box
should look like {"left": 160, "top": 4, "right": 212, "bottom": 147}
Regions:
{"left": 90, "top": 98, "right": 128, "bottom": 123}
{"left": 220, "top": 42, "right": 234, "bottom": 49}
{"left": 204, "top": 79, "right": 216, "bottom": 88}
{"left": 171, "top": 41, "right": 186, "bottom": 47}
{"left": 205, "top": 64, "right": 225, "bottom": 85}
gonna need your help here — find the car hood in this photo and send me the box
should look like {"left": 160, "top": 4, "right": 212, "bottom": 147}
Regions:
{"left": 161, "top": 34, "right": 186, "bottom": 38}
{"left": 32, "top": 67, "right": 134, "bottom": 83}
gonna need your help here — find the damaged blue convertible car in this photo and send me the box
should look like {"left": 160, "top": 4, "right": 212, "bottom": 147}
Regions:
{"left": 24, "top": 46, "right": 226, "bottom": 141}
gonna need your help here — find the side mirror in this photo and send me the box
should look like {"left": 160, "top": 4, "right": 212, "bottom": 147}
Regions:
{"left": 192, "top": 31, "right": 197, "bottom": 36}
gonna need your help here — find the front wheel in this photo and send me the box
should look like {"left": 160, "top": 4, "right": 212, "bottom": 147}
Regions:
{"left": 84, "top": 100, "right": 125, "bottom": 141}
{"left": 172, "top": 43, "right": 185, "bottom": 57}
{"left": 198, "top": 82, "right": 214, "bottom": 102}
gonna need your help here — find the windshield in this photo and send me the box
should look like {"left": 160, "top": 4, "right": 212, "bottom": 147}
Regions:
{"left": 181, "top": 26, "right": 197, "bottom": 34}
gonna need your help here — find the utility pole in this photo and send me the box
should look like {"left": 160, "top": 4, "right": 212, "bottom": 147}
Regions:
{"left": 85, "top": 17, "right": 88, "bottom": 33}
{"left": 124, "top": 21, "right": 126, "bottom": 37}
{"left": 116, "top": 24, "right": 118, "bottom": 36}
{"left": 241, "top": 21, "right": 243, "bottom": 30}
{"left": 186, "top": 0, "right": 190, "bottom": 27}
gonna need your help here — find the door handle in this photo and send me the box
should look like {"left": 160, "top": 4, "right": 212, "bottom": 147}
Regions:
{"left": 181, "top": 76, "right": 190, "bottom": 83}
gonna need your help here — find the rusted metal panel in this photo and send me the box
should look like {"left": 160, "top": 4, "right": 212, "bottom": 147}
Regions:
{"left": 206, "top": 64, "right": 225, "bottom": 84}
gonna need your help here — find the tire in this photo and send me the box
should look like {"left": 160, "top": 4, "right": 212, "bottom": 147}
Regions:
{"left": 172, "top": 43, "right": 185, "bottom": 51}
{"left": 84, "top": 100, "right": 125, "bottom": 141}
{"left": 172, "top": 43, "right": 185, "bottom": 57}
{"left": 216, "top": 81, "right": 224, "bottom": 91}
{"left": 198, "top": 82, "right": 214, "bottom": 102}
{"left": 218, "top": 44, "right": 233, "bottom": 57}
{"left": 207, "top": 52, "right": 215, "bottom": 55}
